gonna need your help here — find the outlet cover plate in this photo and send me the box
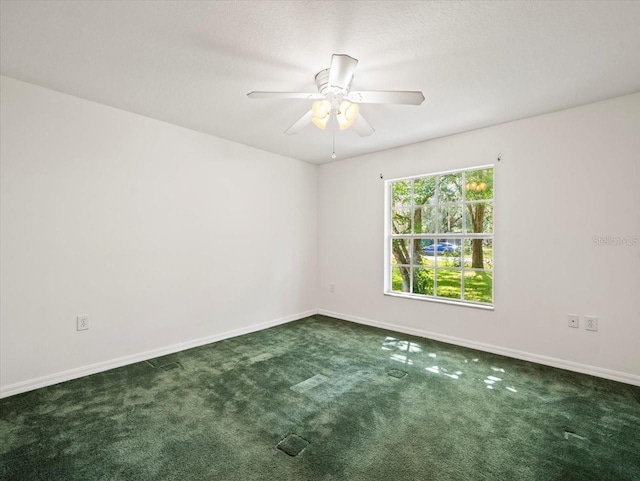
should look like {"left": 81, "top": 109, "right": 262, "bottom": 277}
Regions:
{"left": 585, "top": 316, "right": 598, "bottom": 331}
{"left": 568, "top": 314, "right": 579, "bottom": 328}
{"left": 77, "top": 315, "right": 89, "bottom": 331}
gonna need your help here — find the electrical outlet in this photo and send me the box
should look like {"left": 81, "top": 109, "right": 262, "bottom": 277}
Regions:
{"left": 568, "top": 314, "right": 579, "bottom": 328}
{"left": 329, "top": 283, "right": 335, "bottom": 293}
{"left": 585, "top": 316, "right": 598, "bottom": 331}
{"left": 77, "top": 315, "right": 89, "bottom": 331}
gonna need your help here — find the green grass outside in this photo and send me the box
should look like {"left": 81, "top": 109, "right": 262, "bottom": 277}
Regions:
{"left": 391, "top": 267, "right": 492, "bottom": 304}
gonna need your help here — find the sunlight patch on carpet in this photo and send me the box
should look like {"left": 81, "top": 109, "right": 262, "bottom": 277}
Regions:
{"left": 247, "top": 353, "right": 274, "bottom": 364}
{"left": 290, "top": 374, "right": 329, "bottom": 393}
{"left": 563, "top": 429, "right": 586, "bottom": 441}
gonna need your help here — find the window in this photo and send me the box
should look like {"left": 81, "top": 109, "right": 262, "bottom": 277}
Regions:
{"left": 385, "top": 166, "right": 494, "bottom": 307}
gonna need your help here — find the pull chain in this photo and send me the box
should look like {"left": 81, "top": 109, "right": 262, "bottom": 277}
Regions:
{"left": 331, "top": 115, "right": 336, "bottom": 159}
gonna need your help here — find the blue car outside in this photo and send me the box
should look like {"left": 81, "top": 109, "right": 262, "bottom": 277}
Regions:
{"left": 423, "top": 242, "right": 459, "bottom": 254}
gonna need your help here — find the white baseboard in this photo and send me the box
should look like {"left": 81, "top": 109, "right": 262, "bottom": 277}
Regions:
{"left": 0, "top": 309, "right": 318, "bottom": 399}
{"left": 318, "top": 309, "right": 640, "bottom": 387}
{"left": 3, "top": 307, "right": 637, "bottom": 398}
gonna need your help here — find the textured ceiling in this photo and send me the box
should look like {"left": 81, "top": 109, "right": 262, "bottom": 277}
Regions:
{"left": 1, "top": 1, "right": 640, "bottom": 164}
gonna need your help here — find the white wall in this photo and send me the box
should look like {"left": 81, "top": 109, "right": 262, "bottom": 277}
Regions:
{"left": 0, "top": 76, "right": 318, "bottom": 395}
{"left": 2, "top": 76, "right": 639, "bottom": 396}
{"left": 319, "top": 93, "right": 640, "bottom": 383}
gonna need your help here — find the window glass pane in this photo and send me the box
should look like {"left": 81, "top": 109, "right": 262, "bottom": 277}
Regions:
{"left": 414, "top": 239, "right": 435, "bottom": 266}
{"left": 438, "top": 173, "right": 463, "bottom": 203}
{"left": 465, "top": 202, "right": 493, "bottom": 233}
{"left": 465, "top": 168, "right": 493, "bottom": 201}
{"left": 436, "top": 269, "right": 462, "bottom": 299}
{"left": 434, "top": 238, "right": 462, "bottom": 267}
{"left": 413, "top": 206, "right": 436, "bottom": 234}
{"left": 391, "top": 266, "right": 410, "bottom": 292}
{"left": 414, "top": 177, "right": 436, "bottom": 205}
{"left": 464, "top": 271, "right": 493, "bottom": 303}
{"left": 386, "top": 166, "right": 493, "bottom": 306}
{"left": 413, "top": 268, "right": 434, "bottom": 295}
{"left": 463, "top": 239, "right": 493, "bottom": 269}
{"left": 391, "top": 208, "right": 411, "bottom": 234}
{"left": 391, "top": 239, "right": 411, "bottom": 265}
{"left": 438, "top": 204, "right": 463, "bottom": 233}
{"left": 391, "top": 180, "right": 412, "bottom": 207}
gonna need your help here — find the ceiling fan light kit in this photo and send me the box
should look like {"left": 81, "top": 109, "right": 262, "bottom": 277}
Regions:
{"left": 248, "top": 54, "right": 425, "bottom": 137}
{"left": 311, "top": 99, "right": 331, "bottom": 129}
{"left": 311, "top": 99, "right": 360, "bottom": 131}
{"left": 336, "top": 100, "right": 359, "bottom": 130}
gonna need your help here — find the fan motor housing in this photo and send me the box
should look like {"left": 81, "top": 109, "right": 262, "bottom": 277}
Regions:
{"left": 315, "top": 68, "right": 352, "bottom": 96}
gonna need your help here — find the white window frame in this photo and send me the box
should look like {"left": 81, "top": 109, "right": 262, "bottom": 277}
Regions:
{"left": 384, "top": 164, "right": 495, "bottom": 310}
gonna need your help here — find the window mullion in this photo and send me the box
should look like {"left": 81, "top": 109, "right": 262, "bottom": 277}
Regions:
{"left": 460, "top": 171, "right": 466, "bottom": 301}
{"left": 434, "top": 175, "right": 440, "bottom": 235}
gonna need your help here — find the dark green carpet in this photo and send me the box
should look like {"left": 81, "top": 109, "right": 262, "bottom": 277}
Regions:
{"left": 1, "top": 315, "right": 639, "bottom": 480}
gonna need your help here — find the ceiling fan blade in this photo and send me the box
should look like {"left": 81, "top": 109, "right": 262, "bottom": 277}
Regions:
{"left": 328, "top": 54, "right": 358, "bottom": 90}
{"left": 352, "top": 114, "right": 375, "bottom": 137}
{"left": 247, "top": 91, "right": 325, "bottom": 100}
{"left": 284, "top": 110, "right": 314, "bottom": 135}
{"left": 347, "top": 90, "right": 425, "bottom": 105}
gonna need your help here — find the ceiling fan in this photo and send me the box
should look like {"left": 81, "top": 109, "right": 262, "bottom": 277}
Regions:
{"left": 247, "top": 54, "right": 425, "bottom": 137}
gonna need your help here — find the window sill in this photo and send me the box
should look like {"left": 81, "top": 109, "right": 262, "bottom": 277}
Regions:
{"left": 384, "top": 291, "right": 494, "bottom": 310}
